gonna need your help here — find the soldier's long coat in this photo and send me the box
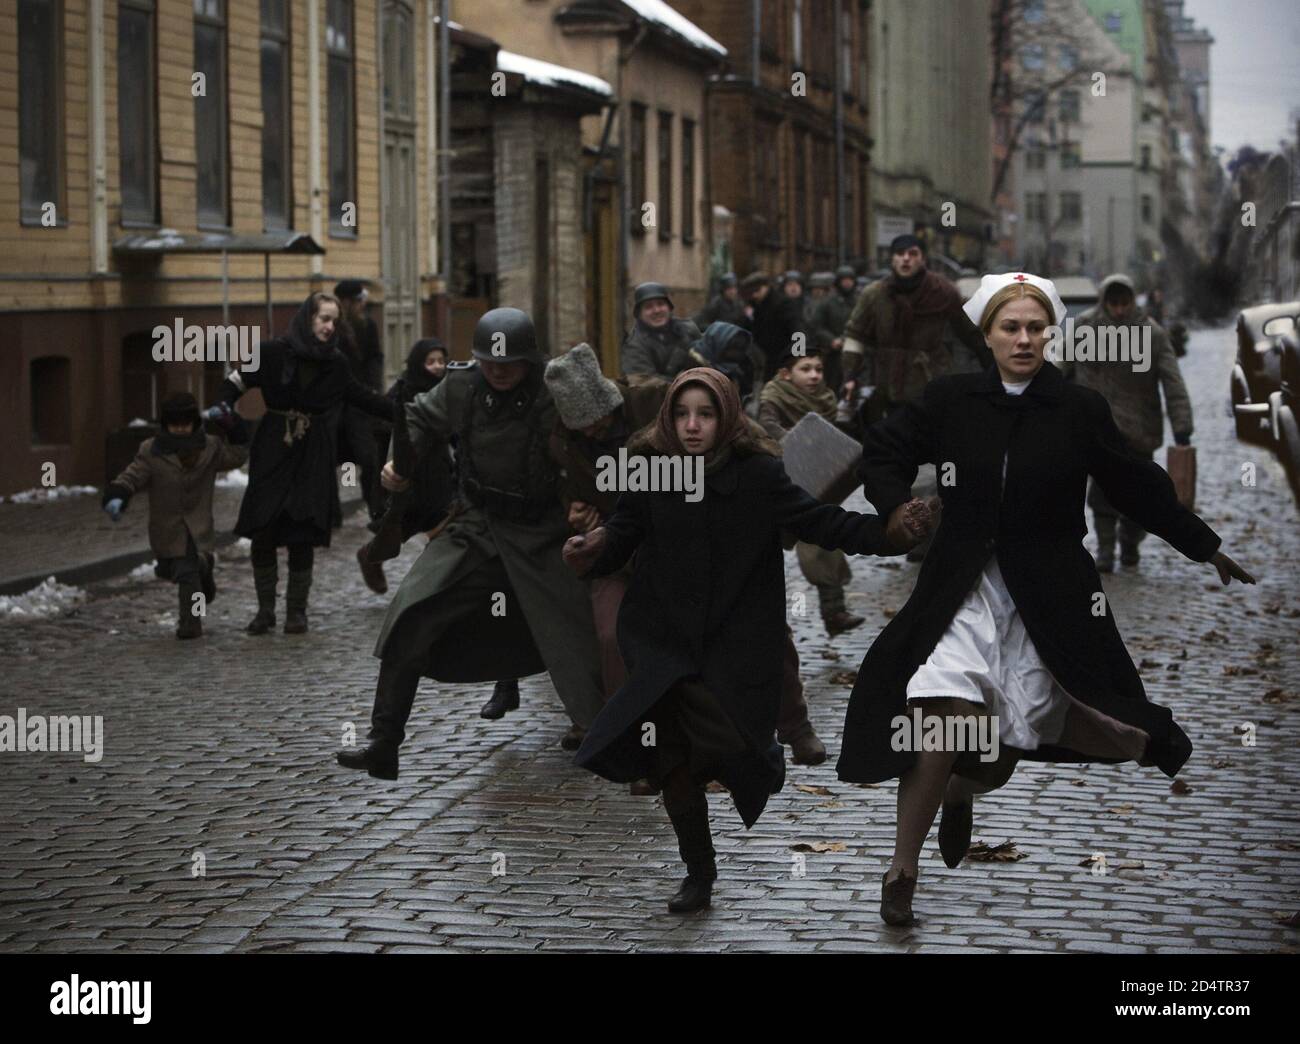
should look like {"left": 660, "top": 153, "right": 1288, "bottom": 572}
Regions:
{"left": 373, "top": 362, "right": 605, "bottom": 729}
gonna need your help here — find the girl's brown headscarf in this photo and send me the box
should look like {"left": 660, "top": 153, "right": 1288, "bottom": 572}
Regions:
{"left": 629, "top": 366, "right": 779, "bottom": 461}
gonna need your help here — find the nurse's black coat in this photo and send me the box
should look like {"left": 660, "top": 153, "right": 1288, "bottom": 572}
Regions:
{"left": 837, "top": 362, "right": 1221, "bottom": 785}
{"left": 574, "top": 451, "right": 894, "bottom": 827}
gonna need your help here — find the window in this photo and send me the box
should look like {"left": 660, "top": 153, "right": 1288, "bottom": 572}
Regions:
{"left": 193, "top": 0, "right": 228, "bottom": 227}
{"left": 261, "top": 0, "right": 292, "bottom": 231}
{"left": 791, "top": 0, "right": 803, "bottom": 67}
{"left": 810, "top": 1, "right": 833, "bottom": 81}
{"left": 1141, "top": 194, "right": 1153, "bottom": 224}
{"left": 840, "top": 3, "right": 852, "bottom": 89}
{"left": 1060, "top": 192, "right": 1082, "bottom": 224}
{"left": 1061, "top": 142, "right": 1081, "bottom": 168}
{"left": 1140, "top": 144, "right": 1151, "bottom": 170}
{"left": 1026, "top": 192, "right": 1047, "bottom": 223}
{"left": 755, "top": 119, "right": 781, "bottom": 245}
{"left": 30, "top": 357, "right": 72, "bottom": 445}
{"left": 1025, "top": 0, "right": 1045, "bottom": 23}
{"left": 793, "top": 129, "right": 808, "bottom": 246}
{"left": 1058, "top": 44, "right": 1079, "bottom": 72}
{"left": 1021, "top": 44, "right": 1045, "bottom": 71}
{"left": 118, "top": 0, "right": 157, "bottom": 224}
{"left": 681, "top": 118, "right": 696, "bottom": 243}
{"left": 1059, "top": 89, "right": 1080, "bottom": 124}
{"left": 1024, "top": 91, "right": 1046, "bottom": 124}
{"left": 327, "top": 0, "right": 356, "bottom": 234}
{"left": 1105, "top": 11, "right": 1122, "bottom": 32}
{"left": 1026, "top": 150, "right": 1046, "bottom": 171}
{"left": 628, "top": 103, "right": 646, "bottom": 236}
{"left": 18, "top": 0, "right": 65, "bottom": 224}
{"left": 760, "top": 0, "right": 780, "bottom": 58}
{"left": 657, "top": 111, "right": 673, "bottom": 240}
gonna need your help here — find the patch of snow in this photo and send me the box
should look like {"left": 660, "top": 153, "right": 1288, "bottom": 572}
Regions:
{"left": 620, "top": 0, "right": 726, "bottom": 57}
{"left": 4, "top": 485, "right": 99, "bottom": 504}
{"left": 0, "top": 577, "right": 87, "bottom": 620}
{"left": 215, "top": 468, "right": 249, "bottom": 489}
{"left": 220, "top": 538, "right": 252, "bottom": 561}
{"left": 128, "top": 560, "right": 159, "bottom": 580}
{"left": 497, "top": 50, "right": 614, "bottom": 98}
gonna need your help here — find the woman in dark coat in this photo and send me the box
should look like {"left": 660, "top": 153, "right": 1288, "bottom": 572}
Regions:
{"left": 836, "top": 272, "right": 1256, "bottom": 927}
{"left": 218, "top": 291, "right": 393, "bottom": 634}
{"left": 563, "top": 368, "right": 922, "bottom": 914}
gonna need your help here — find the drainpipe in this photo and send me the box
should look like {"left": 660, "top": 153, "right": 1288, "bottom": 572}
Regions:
{"left": 833, "top": 1, "right": 845, "bottom": 263}
{"left": 88, "top": 0, "right": 108, "bottom": 274}
{"left": 751, "top": 0, "right": 760, "bottom": 88}
{"left": 308, "top": 0, "right": 323, "bottom": 278}
{"left": 439, "top": 0, "right": 451, "bottom": 341}
{"left": 426, "top": 0, "right": 438, "bottom": 308}
{"left": 618, "top": 24, "right": 649, "bottom": 340}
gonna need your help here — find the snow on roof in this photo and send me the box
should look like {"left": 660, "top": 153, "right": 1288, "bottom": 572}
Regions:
{"left": 620, "top": 0, "right": 726, "bottom": 58}
{"left": 497, "top": 49, "right": 614, "bottom": 99}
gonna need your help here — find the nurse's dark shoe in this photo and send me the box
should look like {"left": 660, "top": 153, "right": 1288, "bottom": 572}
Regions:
{"left": 880, "top": 869, "right": 917, "bottom": 926}
{"left": 480, "top": 679, "right": 520, "bottom": 719}
{"left": 336, "top": 742, "right": 399, "bottom": 780}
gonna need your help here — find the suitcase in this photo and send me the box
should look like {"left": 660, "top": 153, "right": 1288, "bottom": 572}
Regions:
{"left": 779, "top": 412, "right": 863, "bottom": 506}
{"left": 1165, "top": 444, "right": 1196, "bottom": 510}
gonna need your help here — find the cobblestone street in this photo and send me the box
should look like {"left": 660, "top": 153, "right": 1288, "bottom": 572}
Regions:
{"left": 0, "top": 325, "right": 1296, "bottom": 954}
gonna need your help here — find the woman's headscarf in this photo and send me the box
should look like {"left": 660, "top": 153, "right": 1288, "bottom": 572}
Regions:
{"left": 285, "top": 292, "right": 342, "bottom": 362}
{"left": 644, "top": 368, "right": 742, "bottom": 456}
{"left": 403, "top": 337, "right": 446, "bottom": 395}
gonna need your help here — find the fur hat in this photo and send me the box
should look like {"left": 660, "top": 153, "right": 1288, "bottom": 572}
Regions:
{"left": 544, "top": 343, "right": 624, "bottom": 430}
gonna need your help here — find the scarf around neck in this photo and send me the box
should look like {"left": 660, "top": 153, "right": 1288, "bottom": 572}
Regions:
{"left": 759, "top": 376, "right": 838, "bottom": 429}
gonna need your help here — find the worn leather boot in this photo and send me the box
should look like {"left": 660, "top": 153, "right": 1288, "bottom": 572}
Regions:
{"left": 337, "top": 657, "right": 421, "bottom": 780}
{"left": 246, "top": 562, "right": 277, "bottom": 634}
{"left": 200, "top": 553, "right": 217, "bottom": 603}
{"left": 880, "top": 869, "right": 917, "bottom": 926}
{"left": 284, "top": 567, "right": 312, "bottom": 634}
{"left": 356, "top": 544, "right": 388, "bottom": 594}
{"left": 664, "top": 781, "right": 717, "bottom": 914}
{"left": 788, "top": 727, "right": 828, "bottom": 766}
{"left": 176, "top": 579, "right": 203, "bottom": 640}
{"left": 480, "top": 678, "right": 520, "bottom": 719}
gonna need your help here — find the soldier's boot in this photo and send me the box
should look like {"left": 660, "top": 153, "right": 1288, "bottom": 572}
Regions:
{"left": 819, "top": 584, "right": 864, "bottom": 637}
{"left": 1119, "top": 517, "right": 1146, "bottom": 566}
{"left": 246, "top": 563, "right": 278, "bottom": 634}
{"left": 284, "top": 566, "right": 312, "bottom": 634}
{"left": 200, "top": 553, "right": 217, "bottom": 603}
{"left": 337, "top": 656, "right": 422, "bottom": 780}
{"left": 663, "top": 775, "right": 716, "bottom": 914}
{"left": 480, "top": 678, "right": 520, "bottom": 719}
{"left": 356, "top": 543, "right": 388, "bottom": 594}
{"left": 1093, "top": 513, "right": 1117, "bottom": 573}
{"left": 176, "top": 578, "right": 203, "bottom": 640}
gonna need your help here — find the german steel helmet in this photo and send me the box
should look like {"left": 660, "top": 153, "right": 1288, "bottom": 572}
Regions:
{"left": 471, "top": 307, "right": 540, "bottom": 364}
{"left": 632, "top": 281, "right": 673, "bottom": 313}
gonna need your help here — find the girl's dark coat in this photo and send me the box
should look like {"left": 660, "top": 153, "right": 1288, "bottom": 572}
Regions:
{"left": 837, "top": 362, "right": 1221, "bottom": 785}
{"left": 219, "top": 314, "right": 392, "bottom": 547}
{"left": 575, "top": 451, "right": 892, "bottom": 827}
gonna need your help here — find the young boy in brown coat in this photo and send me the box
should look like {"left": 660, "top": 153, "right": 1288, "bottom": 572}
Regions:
{"left": 102, "top": 393, "right": 249, "bottom": 639}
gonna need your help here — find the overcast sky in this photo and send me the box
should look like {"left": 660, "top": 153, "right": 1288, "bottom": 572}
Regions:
{"left": 1180, "top": 0, "right": 1300, "bottom": 154}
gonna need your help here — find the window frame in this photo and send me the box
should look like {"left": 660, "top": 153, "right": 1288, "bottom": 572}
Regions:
{"left": 680, "top": 117, "right": 696, "bottom": 245}
{"left": 657, "top": 109, "right": 673, "bottom": 242}
{"left": 18, "top": 0, "right": 67, "bottom": 226}
{"left": 327, "top": 0, "right": 357, "bottom": 237}
{"left": 628, "top": 101, "right": 647, "bottom": 238}
{"left": 193, "top": 0, "right": 231, "bottom": 230}
{"left": 118, "top": 0, "right": 159, "bottom": 227}
{"left": 260, "top": 0, "right": 293, "bottom": 232}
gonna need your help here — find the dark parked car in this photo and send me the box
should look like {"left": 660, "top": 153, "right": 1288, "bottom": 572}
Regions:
{"left": 1231, "top": 302, "right": 1300, "bottom": 503}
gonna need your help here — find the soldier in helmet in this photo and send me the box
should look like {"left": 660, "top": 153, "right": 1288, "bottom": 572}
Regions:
{"left": 811, "top": 265, "right": 861, "bottom": 393}
{"left": 692, "top": 272, "right": 746, "bottom": 330}
{"left": 337, "top": 308, "right": 606, "bottom": 780}
{"left": 621, "top": 282, "right": 702, "bottom": 386}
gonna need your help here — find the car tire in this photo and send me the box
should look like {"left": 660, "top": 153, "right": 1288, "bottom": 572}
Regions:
{"left": 1231, "top": 375, "right": 1266, "bottom": 444}
{"left": 1278, "top": 404, "right": 1300, "bottom": 506}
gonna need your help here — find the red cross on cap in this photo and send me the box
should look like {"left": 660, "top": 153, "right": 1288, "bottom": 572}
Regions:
{"left": 1013, "top": 273, "right": 1028, "bottom": 282}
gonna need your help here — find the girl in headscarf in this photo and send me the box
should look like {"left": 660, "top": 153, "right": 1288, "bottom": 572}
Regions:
{"left": 837, "top": 273, "right": 1255, "bottom": 927}
{"left": 563, "top": 368, "right": 927, "bottom": 914}
{"left": 217, "top": 292, "right": 393, "bottom": 634}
